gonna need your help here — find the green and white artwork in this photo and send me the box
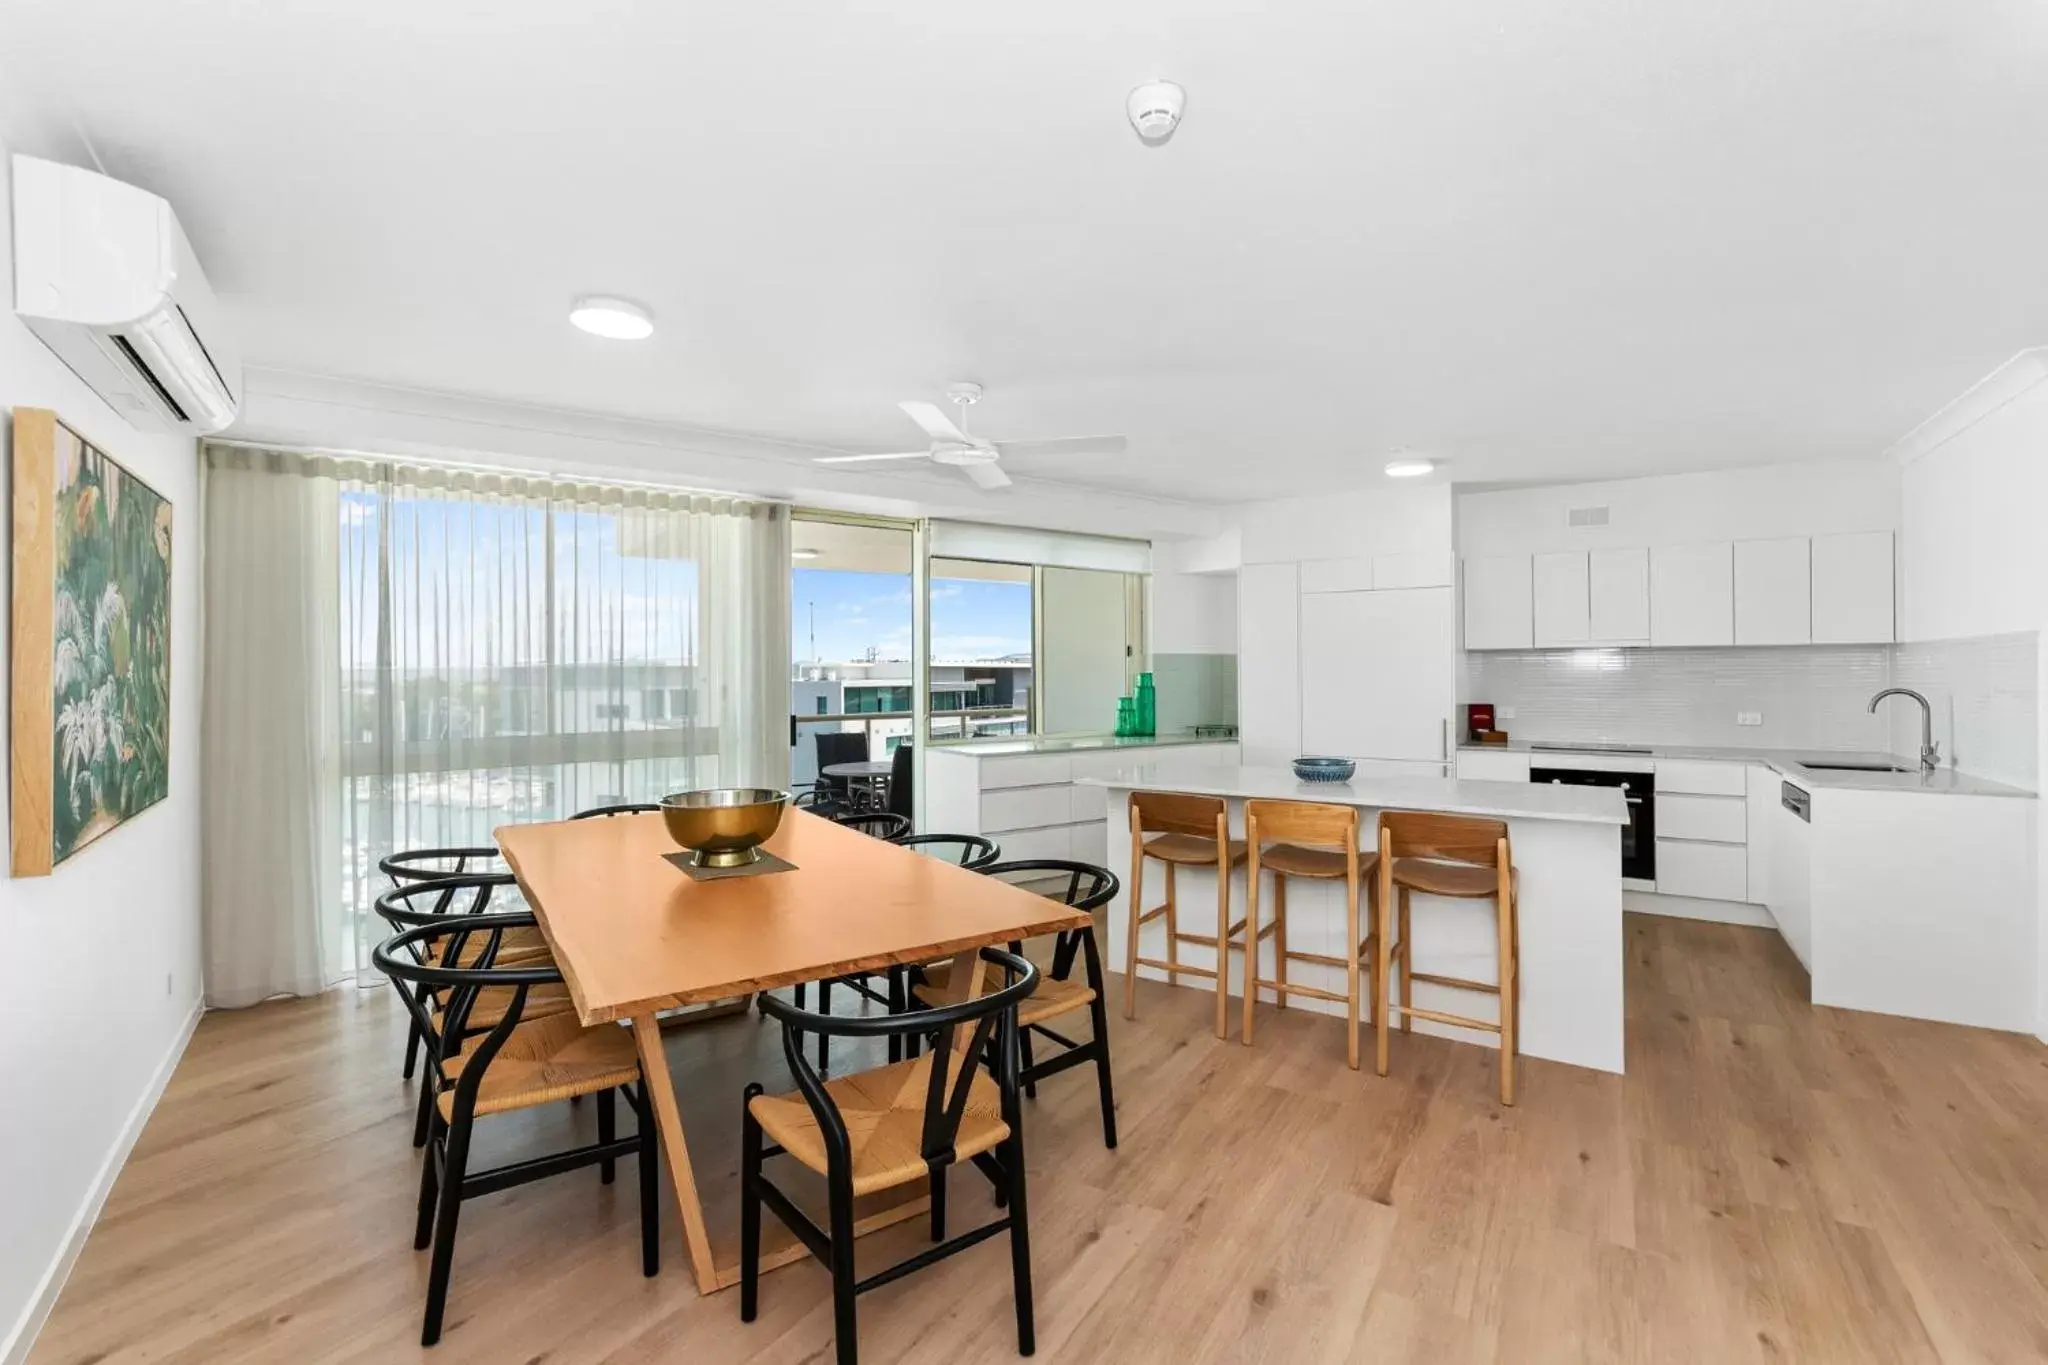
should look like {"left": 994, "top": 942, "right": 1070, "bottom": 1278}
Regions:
{"left": 10, "top": 409, "right": 172, "bottom": 874}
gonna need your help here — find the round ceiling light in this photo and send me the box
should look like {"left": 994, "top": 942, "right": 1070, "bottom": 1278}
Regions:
{"left": 1384, "top": 456, "right": 1436, "bottom": 478}
{"left": 569, "top": 295, "right": 654, "bottom": 340}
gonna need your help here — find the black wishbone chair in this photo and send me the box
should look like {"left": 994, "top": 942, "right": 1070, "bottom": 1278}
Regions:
{"left": 742, "top": 948, "right": 1040, "bottom": 1365}
{"left": 375, "top": 873, "right": 569, "bottom": 1148}
{"left": 380, "top": 846, "right": 530, "bottom": 1083}
{"left": 893, "top": 832, "right": 1002, "bottom": 870}
{"left": 374, "top": 909, "right": 657, "bottom": 1347}
{"left": 911, "top": 859, "right": 1122, "bottom": 1149}
{"left": 808, "top": 810, "right": 918, "bottom": 1069}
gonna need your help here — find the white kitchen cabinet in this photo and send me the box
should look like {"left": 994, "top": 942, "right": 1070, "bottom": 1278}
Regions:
{"left": 1462, "top": 555, "right": 1532, "bottom": 650}
{"left": 1811, "top": 530, "right": 1895, "bottom": 643}
{"left": 1733, "top": 537, "right": 1812, "bottom": 645}
{"left": 1657, "top": 794, "right": 1748, "bottom": 843}
{"left": 1745, "top": 764, "right": 1777, "bottom": 906}
{"left": 1655, "top": 840, "right": 1748, "bottom": 902}
{"left": 1587, "top": 547, "right": 1650, "bottom": 643}
{"left": 1532, "top": 552, "right": 1590, "bottom": 647}
{"left": 1300, "top": 587, "right": 1455, "bottom": 765}
{"left": 1238, "top": 563, "right": 1300, "bottom": 765}
{"left": 1299, "top": 557, "right": 1375, "bottom": 594}
{"left": 1372, "top": 552, "right": 1453, "bottom": 590}
{"left": 1649, "top": 542, "right": 1734, "bottom": 647}
{"left": 1455, "top": 749, "right": 1531, "bottom": 782}
{"left": 1654, "top": 760, "right": 1749, "bottom": 797}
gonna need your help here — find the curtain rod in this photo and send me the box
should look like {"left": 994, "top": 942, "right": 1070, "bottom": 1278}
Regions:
{"left": 202, "top": 437, "right": 787, "bottom": 508}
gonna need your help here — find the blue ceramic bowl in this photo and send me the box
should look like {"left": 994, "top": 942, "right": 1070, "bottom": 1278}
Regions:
{"left": 1292, "top": 756, "right": 1356, "bottom": 784}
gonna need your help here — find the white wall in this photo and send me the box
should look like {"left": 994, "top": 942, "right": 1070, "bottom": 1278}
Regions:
{"left": 1151, "top": 570, "right": 1237, "bottom": 655}
{"left": 1892, "top": 350, "right": 2048, "bottom": 1042}
{"left": 0, "top": 145, "right": 205, "bottom": 1363}
{"left": 1457, "top": 457, "right": 1900, "bottom": 557}
{"left": 1240, "top": 483, "right": 1454, "bottom": 564}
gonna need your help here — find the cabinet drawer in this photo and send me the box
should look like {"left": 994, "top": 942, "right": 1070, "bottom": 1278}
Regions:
{"left": 1656, "top": 793, "right": 1746, "bottom": 844}
{"left": 979, "top": 753, "right": 1071, "bottom": 789}
{"left": 1455, "top": 750, "right": 1531, "bottom": 783}
{"left": 1071, "top": 822, "right": 1110, "bottom": 869}
{"left": 1069, "top": 783, "right": 1110, "bottom": 824}
{"left": 990, "top": 825, "right": 1074, "bottom": 862}
{"left": 1654, "top": 760, "right": 1748, "bottom": 797}
{"left": 1655, "top": 840, "right": 1748, "bottom": 901}
{"left": 981, "top": 784, "right": 1075, "bottom": 832}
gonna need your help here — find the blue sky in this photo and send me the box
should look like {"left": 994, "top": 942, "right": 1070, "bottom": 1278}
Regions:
{"left": 794, "top": 568, "right": 1031, "bottom": 662}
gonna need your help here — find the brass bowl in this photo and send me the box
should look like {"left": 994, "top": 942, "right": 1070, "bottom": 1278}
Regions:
{"left": 659, "top": 788, "right": 789, "bottom": 868}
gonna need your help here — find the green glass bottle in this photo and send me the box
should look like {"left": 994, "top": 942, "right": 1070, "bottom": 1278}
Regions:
{"left": 1135, "top": 671, "right": 1156, "bottom": 737}
{"left": 1114, "top": 695, "right": 1137, "bottom": 738}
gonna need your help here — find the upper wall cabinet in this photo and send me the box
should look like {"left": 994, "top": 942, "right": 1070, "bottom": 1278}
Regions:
{"left": 1463, "top": 555, "right": 1533, "bottom": 650}
{"left": 1649, "top": 542, "right": 1734, "bottom": 646}
{"left": 1811, "top": 531, "right": 1895, "bottom": 643}
{"left": 1532, "top": 552, "right": 1590, "bottom": 646}
{"left": 1300, "top": 553, "right": 1452, "bottom": 593}
{"left": 1588, "top": 547, "right": 1650, "bottom": 642}
{"left": 1733, "top": 537, "right": 1812, "bottom": 645}
{"left": 1238, "top": 562, "right": 1301, "bottom": 763}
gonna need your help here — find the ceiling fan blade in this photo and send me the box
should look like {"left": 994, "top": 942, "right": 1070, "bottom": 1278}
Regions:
{"left": 900, "top": 400, "right": 972, "bottom": 444}
{"left": 813, "top": 450, "right": 932, "bottom": 464}
{"left": 962, "top": 461, "right": 1012, "bottom": 490}
{"left": 993, "top": 435, "right": 1128, "bottom": 461}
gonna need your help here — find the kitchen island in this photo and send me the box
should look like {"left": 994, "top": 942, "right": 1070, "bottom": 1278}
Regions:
{"left": 1080, "top": 762, "right": 1630, "bottom": 1075}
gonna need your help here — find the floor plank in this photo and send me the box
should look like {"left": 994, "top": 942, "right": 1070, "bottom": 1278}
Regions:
{"left": 27, "top": 914, "right": 2048, "bottom": 1364}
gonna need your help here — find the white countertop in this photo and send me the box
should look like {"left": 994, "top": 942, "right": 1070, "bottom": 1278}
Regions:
{"left": 1080, "top": 762, "right": 1628, "bottom": 825}
{"left": 931, "top": 732, "right": 1237, "bottom": 758}
{"left": 1459, "top": 739, "right": 2034, "bottom": 799}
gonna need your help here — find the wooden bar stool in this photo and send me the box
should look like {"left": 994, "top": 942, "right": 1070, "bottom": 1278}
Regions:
{"left": 1374, "top": 811, "right": 1521, "bottom": 1105}
{"left": 1123, "top": 790, "right": 1248, "bottom": 1038}
{"left": 1239, "top": 799, "right": 1380, "bottom": 1068}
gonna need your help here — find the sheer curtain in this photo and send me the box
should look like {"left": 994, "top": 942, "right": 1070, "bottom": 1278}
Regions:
{"left": 201, "top": 445, "right": 790, "bottom": 1000}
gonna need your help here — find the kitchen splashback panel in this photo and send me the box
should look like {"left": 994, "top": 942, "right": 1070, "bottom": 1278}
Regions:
{"left": 1464, "top": 635, "right": 2036, "bottom": 788}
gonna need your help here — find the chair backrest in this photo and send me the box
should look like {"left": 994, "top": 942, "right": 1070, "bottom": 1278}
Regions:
{"left": 814, "top": 732, "right": 870, "bottom": 792}
{"left": 373, "top": 869, "right": 515, "bottom": 942}
{"left": 756, "top": 948, "right": 1037, "bottom": 1174}
{"left": 381, "top": 845, "right": 504, "bottom": 885}
{"left": 1130, "top": 789, "right": 1226, "bottom": 838}
{"left": 570, "top": 802, "right": 659, "bottom": 819}
{"left": 792, "top": 789, "right": 853, "bottom": 817}
{"left": 1378, "top": 810, "right": 1509, "bottom": 867}
{"left": 980, "top": 859, "right": 1119, "bottom": 912}
{"left": 887, "top": 741, "right": 914, "bottom": 818}
{"left": 896, "top": 832, "right": 1001, "bottom": 869}
{"left": 1246, "top": 798, "right": 1358, "bottom": 851}
{"left": 372, "top": 908, "right": 564, "bottom": 1111}
{"left": 835, "top": 809, "right": 912, "bottom": 840}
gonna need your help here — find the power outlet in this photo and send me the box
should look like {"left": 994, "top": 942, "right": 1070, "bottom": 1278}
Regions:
{"left": 1736, "top": 711, "right": 1763, "bottom": 727}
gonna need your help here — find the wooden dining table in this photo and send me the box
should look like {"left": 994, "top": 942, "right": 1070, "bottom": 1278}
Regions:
{"left": 494, "top": 807, "right": 1091, "bottom": 1295}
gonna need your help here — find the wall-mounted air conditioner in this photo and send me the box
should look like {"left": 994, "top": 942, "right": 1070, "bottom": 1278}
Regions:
{"left": 11, "top": 154, "right": 241, "bottom": 434}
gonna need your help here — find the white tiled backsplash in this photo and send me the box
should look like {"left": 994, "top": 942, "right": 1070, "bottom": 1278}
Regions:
{"left": 1463, "top": 632, "right": 2037, "bottom": 789}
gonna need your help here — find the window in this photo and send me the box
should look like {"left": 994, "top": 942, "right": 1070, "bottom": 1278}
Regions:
{"left": 928, "top": 558, "right": 1033, "bottom": 741}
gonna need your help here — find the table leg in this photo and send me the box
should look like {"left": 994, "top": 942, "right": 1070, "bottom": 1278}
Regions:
{"left": 631, "top": 1013, "right": 720, "bottom": 1295}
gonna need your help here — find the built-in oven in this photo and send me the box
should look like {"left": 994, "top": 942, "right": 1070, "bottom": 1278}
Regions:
{"left": 1530, "top": 766, "right": 1656, "bottom": 881}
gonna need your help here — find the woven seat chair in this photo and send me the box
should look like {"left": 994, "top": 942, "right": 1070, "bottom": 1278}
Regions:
{"left": 911, "top": 859, "right": 1122, "bottom": 1148}
{"left": 741, "top": 948, "right": 1039, "bottom": 1365}
{"left": 374, "top": 909, "right": 657, "bottom": 1347}
{"left": 375, "top": 874, "right": 571, "bottom": 1148}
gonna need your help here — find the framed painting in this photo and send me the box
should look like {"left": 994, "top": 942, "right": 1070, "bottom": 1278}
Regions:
{"left": 10, "top": 408, "right": 173, "bottom": 876}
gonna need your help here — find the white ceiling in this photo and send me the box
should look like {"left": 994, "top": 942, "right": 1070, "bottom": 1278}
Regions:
{"left": 8, "top": 1, "right": 2048, "bottom": 503}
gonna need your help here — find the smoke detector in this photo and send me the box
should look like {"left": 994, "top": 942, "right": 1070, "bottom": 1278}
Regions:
{"left": 1127, "top": 80, "right": 1186, "bottom": 144}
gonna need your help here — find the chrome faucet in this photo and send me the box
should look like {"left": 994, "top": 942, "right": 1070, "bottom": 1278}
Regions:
{"left": 1868, "top": 687, "right": 1940, "bottom": 772}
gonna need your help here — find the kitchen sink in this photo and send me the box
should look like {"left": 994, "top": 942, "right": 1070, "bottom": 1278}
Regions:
{"left": 1798, "top": 760, "right": 1914, "bottom": 773}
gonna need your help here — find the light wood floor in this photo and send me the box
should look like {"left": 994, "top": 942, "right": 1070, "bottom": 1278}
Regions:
{"left": 29, "top": 914, "right": 2048, "bottom": 1364}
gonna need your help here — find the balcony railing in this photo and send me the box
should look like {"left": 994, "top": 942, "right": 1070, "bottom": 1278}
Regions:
{"left": 790, "top": 706, "right": 1031, "bottom": 773}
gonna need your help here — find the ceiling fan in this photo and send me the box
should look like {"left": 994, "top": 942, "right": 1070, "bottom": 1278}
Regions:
{"left": 813, "top": 383, "right": 1126, "bottom": 490}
